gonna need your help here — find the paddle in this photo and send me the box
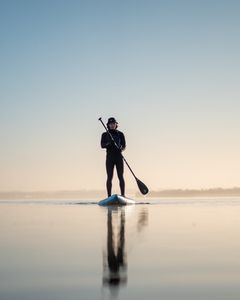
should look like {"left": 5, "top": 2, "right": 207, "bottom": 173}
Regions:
{"left": 98, "top": 117, "right": 149, "bottom": 195}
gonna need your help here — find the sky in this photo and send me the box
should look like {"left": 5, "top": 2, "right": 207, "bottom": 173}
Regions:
{"left": 0, "top": 0, "right": 240, "bottom": 192}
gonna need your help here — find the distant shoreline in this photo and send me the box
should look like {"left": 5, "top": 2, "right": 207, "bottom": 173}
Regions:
{"left": 0, "top": 188, "right": 240, "bottom": 199}
{"left": 145, "top": 187, "right": 240, "bottom": 198}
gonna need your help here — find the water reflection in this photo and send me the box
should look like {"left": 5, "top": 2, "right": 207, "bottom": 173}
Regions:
{"left": 102, "top": 206, "right": 148, "bottom": 297}
{"left": 103, "top": 207, "right": 127, "bottom": 290}
{"left": 137, "top": 207, "right": 148, "bottom": 233}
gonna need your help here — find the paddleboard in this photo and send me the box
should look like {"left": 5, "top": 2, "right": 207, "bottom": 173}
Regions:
{"left": 98, "top": 194, "right": 135, "bottom": 206}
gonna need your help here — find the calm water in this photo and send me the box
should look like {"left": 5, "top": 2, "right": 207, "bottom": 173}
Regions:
{"left": 0, "top": 198, "right": 240, "bottom": 300}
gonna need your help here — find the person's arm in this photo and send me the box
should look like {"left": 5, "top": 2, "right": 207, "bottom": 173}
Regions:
{"left": 120, "top": 132, "right": 126, "bottom": 151}
{"left": 101, "top": 132, "right": 112, "bottom": 149}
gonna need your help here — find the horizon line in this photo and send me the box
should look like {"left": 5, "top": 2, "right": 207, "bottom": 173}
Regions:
{"left": 1, "top": 187, "right": 240, "bottom": 193}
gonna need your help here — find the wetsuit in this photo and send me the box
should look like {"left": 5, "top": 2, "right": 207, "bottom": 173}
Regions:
{"left": 101, "top": 130, "right": 126, "bottom": 197}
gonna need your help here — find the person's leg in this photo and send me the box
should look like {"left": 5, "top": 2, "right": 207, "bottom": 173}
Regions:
{"left": 106, "top": 156, "right": 114, "bottom": 197}
{"left": 116, "top": 156, "right": 125, "bottom": 196}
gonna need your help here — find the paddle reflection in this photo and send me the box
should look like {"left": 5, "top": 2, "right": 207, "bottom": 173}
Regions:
{"left": 102, "top": 206, "right": 148, "bottom": 297}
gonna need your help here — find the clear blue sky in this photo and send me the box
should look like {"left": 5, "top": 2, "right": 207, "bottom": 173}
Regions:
{"left": 1, "top": 0, "right": 240, "bottom": 191}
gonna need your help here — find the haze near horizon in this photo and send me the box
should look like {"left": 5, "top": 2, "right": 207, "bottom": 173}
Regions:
{"left": 1, "top": 0, "right": 239, "bottom": 192}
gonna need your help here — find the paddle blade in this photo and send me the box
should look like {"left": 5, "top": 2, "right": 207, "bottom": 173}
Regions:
{"left": 136, "top": 178, "right": 149, "bottom": 195}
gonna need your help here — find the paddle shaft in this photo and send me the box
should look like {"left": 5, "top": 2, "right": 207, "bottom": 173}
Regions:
{"left": 98, "top": 117, "right": 137, "bottom": 179}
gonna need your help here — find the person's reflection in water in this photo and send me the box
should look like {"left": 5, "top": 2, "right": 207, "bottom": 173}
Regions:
{"left": 102, "top": 206, "right": 149, "bottom": 298}
{"left": 102, "top": 207, "right": 127, "bottom": 297}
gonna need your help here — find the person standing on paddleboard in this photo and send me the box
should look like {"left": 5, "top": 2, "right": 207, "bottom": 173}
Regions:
{"left": 101, "top": 117, "right": 126, "bottom": 197}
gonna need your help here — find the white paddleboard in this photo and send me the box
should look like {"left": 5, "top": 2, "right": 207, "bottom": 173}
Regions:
{"left": 98, "top": 194, "right": 135, "bottom": 206}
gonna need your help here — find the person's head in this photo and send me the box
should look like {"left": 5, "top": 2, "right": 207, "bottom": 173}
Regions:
{"left": 107, "top": 117, "right": 118, "bottom": 130}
